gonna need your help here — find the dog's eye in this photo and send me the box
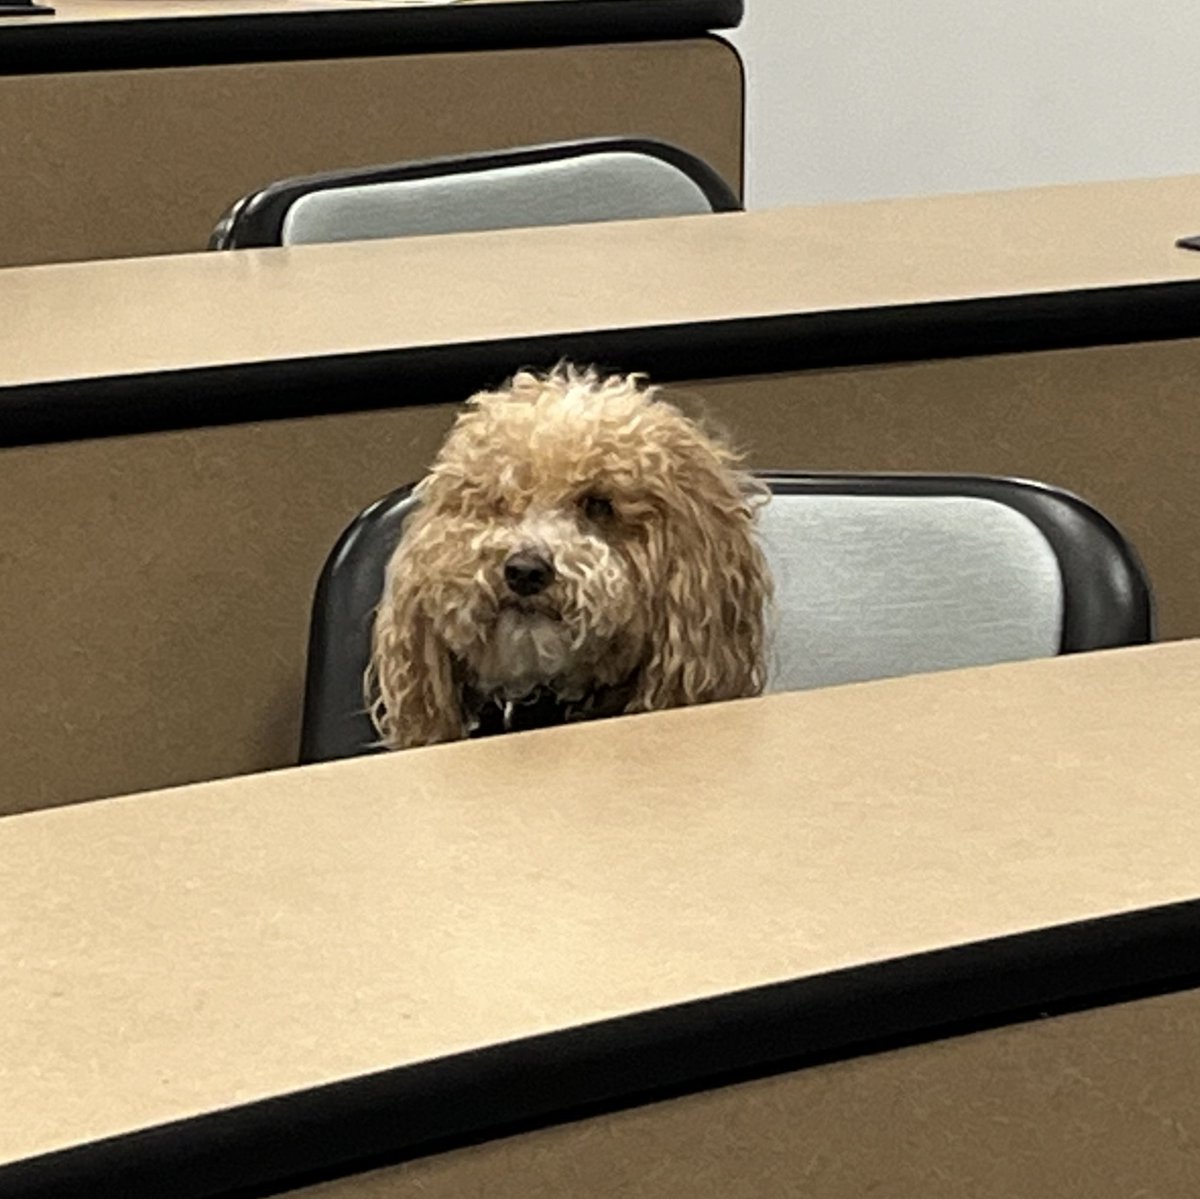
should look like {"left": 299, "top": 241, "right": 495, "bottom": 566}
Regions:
{"left": 580, "top": 494, "right": 614, "bottom": 522}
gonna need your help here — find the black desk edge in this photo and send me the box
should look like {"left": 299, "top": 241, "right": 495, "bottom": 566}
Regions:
{"left": 0, "top": 0, "right": 743, "bottom": 74}
{"left": 5, "top": 278, "right": 1200, "bottom": 449}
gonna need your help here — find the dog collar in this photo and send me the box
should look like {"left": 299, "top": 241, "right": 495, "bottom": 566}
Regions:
{"left": 468, "top": 677, "right": 637, "bottom": 739}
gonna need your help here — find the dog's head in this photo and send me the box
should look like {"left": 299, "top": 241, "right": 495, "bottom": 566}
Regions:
{"left": 369, "top": 366, "right": 771, "bottom": 749}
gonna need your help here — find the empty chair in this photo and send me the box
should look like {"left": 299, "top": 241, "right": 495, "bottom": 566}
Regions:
{"left": 298, "top": 473, "right": 1153, "bottom": 764}
{"left": 209, "top": 138, "right": 740, "bottom": 249}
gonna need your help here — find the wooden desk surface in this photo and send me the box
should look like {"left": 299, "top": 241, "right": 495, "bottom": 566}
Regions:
{"left": 4, "top": 641, "right": 1200, "bottom": 1194}
{"left": 4, "top": 172, "right": 1200, "bottom": 398}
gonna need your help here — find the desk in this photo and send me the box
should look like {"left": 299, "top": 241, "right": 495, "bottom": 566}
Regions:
{"left": 4, "top": 643, "right": 1200, "bottom": 1198}
{"left": 2, "top": 175, "right": 1200, "bottom": 812}
{"left": 9, "top": 172, "right": 1200, "bottom": 390}
{"left": 0, "top": 0, "right": 743, "bottom": 265}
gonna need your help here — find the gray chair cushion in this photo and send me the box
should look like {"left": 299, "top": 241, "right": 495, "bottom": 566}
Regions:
{"left": 760, "top": 494, "right": 1064, "bottom": 692}
{"left": 280, "top": 151, "right": 722, "bottom": 246}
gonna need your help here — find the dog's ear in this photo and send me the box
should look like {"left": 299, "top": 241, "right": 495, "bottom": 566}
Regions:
{"left": 631, "top": 452, "right": 771, "bottom": 713}
{"left": 367, "top": 549, "right": 465, "bottom": 751}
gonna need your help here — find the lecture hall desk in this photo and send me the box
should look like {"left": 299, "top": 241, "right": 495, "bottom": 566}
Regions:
{"left": 3, "top": 172, "right": 1200, "bottom": 813}
{"left": 0, "top": 0, "right": 744, "bottom": 266}
{"left": 3, "top": 644, "right": 1200, "bottom": 1197}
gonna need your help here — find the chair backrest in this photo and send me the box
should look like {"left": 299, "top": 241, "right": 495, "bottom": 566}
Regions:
{"left": 299, "top": 473, "right": 1153, "bottom": 764}
{"left": 209, "top": 138, "right": 740, "bottom": 250}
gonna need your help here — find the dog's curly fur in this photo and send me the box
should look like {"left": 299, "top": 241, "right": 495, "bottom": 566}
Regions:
{"left": 368, "top": 366, "right": 772, "bottom": 749}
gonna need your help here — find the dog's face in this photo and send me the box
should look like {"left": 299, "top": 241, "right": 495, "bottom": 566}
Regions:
{"left": 370, "top": 368, "right": 771, "bottom": 749}
{"left": 402, "top": 387, "right": 651, "bottom": 704}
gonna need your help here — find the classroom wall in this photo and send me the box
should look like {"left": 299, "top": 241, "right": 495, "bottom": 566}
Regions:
{"left": 725, "top": 0, "right": 1200, "bottom": 207}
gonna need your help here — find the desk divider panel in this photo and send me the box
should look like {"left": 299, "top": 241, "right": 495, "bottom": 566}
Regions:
{"left": 0, "top": 38, "right": 743, "bottom": 266}
{"left": 4, "top": 333, "right": 1200, "bottom": 816}
{"left": 0, "top": 406, "right": 459, "bottom": 815}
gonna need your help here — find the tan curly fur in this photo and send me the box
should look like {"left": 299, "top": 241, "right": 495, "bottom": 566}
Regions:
{"left": 368, "top": 365, "right": 772, "bottom": 750}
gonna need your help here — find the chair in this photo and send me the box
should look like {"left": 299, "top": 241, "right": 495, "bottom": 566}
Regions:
{"left": 209, "top": 138, "right": 740, "bottom": 250}
{"left": 298, "top": 473, "right": 1153, "bottom": 764}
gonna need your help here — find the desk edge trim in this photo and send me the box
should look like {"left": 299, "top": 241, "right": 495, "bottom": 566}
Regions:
{"left": 0, "top": 0, "right": 743, "bottom": 73}
{"left": 5, "top": 278, "right": 1200, "bottom": 448}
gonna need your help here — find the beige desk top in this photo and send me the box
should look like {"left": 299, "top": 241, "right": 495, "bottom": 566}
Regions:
{"left": 4, "top": 639, "right": 1200, "bottom": 1173}
{"left": 3, "top": 172, "right": 1200, "bottom": 392}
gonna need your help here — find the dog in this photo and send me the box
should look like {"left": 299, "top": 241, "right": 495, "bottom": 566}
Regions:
{"left": 368, "top": 365, "right": 772, "bottom": 749}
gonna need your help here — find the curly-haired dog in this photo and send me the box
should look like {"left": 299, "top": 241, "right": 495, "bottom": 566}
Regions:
{"left": 368, "top": 366, "right": 772, "bottom": 749}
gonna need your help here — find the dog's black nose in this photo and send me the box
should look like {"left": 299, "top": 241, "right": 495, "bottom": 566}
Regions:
{"left": 504, "top": 551, "right": 555, "bottom": 597}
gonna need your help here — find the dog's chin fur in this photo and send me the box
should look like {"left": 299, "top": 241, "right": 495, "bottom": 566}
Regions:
{"left": 368, "top": 365, "right": 773, "bottom": 750}
{"left": 475, "top": 607, "right": 585, "bottom": 702}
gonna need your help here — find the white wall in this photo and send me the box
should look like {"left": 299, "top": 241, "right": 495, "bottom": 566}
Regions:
{"left": 724, "top": 0, "right": 1200, "bottom": 208}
